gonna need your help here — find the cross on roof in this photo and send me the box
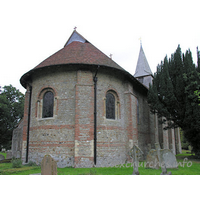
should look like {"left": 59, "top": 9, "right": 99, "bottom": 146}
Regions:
{"left": 74, "top": 26, "right": 77, "bottom": 30}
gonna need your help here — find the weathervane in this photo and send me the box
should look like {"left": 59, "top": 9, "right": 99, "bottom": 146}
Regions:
{"left": 74, "top": 26, "right": 77, "bottom": 30}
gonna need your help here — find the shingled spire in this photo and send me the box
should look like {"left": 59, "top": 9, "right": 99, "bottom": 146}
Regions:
{"left": 134, "top": 45, "right": 153, "bottom": 88}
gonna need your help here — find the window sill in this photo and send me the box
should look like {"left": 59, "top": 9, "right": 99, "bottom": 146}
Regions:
{"left": 37, "top": 116, "right": 56, "bottom": 121}
{"left": 104, "top": 117, "right": 120, "bottom": 121}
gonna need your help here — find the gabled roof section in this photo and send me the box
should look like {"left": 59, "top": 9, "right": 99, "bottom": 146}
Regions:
{"left": 134, "top": 45, "right": 153, "bottom": 78}
{"left": 64, "top": 30, "right": 88, "bottom": 46}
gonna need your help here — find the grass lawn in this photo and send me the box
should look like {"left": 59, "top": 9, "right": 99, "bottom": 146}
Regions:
{"left": 0, "top": 150, "right": 199, "bottom": 175}
{"left": 0, "top": 152, "right": 7, "bottom": 159}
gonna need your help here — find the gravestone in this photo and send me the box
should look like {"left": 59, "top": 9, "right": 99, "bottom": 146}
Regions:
{"left": 160, "top": 149, "right": 178, "bottom": 168}
{"left": 146, "top": 149, "right": 159, "bottom": 169}
{"left": 146, "top": 143, "right": 177, "bottom": 170}
{"left": 0, "top": 154, "right": 5, "bottom": 161}
{"left": 41, "top": 155, "right": 57, "bottom": 175}
{"left": 159, "top": 150, "right": 169, "bottom": 175}
{"left": 160, "top": 156, "right": 172, "bottom": 175}
{"left": 154, "top": 143, "right": 169, "bottom": 174}
{"left": 6, "top": 150, "right": 12, "bottom": 159}
{"left": 129, "top": 144, "right": 143, "bottom": 175}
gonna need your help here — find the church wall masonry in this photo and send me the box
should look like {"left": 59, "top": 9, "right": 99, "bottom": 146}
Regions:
{"left": 20, "top": 66, "right": 155, "bottom": 167}
{"left": 96, "top": 70, "right": 131, "bottom": 166}
{"left": 74, "top": 70, "right": 94, "bottom": 168}
{"left": 23, "top": 68, "right": 77, "bottom": 167}
{"left": 133, "top": 88, "right": 156, "bottom": 159}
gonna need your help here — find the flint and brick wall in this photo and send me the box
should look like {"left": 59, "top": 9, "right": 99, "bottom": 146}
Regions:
{"left": 136, "top": 92, "right": 155, "bottom": 158}
{"left": 23, "top": 68, "right": 76, "bottom": 167}
{"left": 20, "top": 66, "right": 176, "bottom": 167}
{"left": 95, "top": 70, "right": 131, "bottom": 167}
{"left": 74, "top": 70, "right": 94, "bottom": 168}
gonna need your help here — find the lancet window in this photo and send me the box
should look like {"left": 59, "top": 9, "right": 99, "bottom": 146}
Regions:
{"left": 42, "top": 91, "right": 54, "bottom": 118}
{"left": 106, "top": 93, "right": 115, "bottom": 119}
{"left": 105, "top": 90, "right": 120, "bottom": 120}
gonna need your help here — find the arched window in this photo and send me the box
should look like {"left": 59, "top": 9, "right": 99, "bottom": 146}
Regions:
{"left": 42, "top": 91, "right": 54, "bottom": 118}
{"left": 106, "top": 93, "right": 116, "bottom": 119}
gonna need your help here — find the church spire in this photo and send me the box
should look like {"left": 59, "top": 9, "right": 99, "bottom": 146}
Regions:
{"left": 134, "top": 44, "right": 153, "bottom": 88}
{"left": 134, "top": 45, "right": 153, "bottom": 78}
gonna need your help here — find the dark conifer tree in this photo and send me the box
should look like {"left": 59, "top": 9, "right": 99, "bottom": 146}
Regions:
{"left": 148, "top": 45, "right": 200, "bottom": 157}
{"left": 196, "top": 47, "right": 200, "bottom": 72}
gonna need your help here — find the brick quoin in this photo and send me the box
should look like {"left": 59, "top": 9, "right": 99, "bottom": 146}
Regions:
{"left": 74, "top": 70, "right": 94, "bottom": 167}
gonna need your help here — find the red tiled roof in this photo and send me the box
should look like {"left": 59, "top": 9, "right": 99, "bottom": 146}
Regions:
{"left": 34, "top": 41, "right": 125, "bottom": 71}
{"left": 20, "top": 30, "right": 148, "bottom": 92}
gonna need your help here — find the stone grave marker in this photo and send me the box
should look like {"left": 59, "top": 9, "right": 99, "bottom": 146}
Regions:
{"left": 41, "top": 155, "right": 57, "bottom": 175}
{"left": 160, "top": 149, "right": 178, "bottom": 168}
{"left": 146, "top": 149, "right": 159, "bottom": 169}
{"left": 6, "top": 150, "right": 12, "bottom": 159}
{"left": 146, "top": 143, "right": 177, "bottom": 170}
{"left": 129, "top": 144, "right": 143, "bottom": 175}
{"left": 160, "top": 154, "right": 172, "bottom": 175}
{"left": 0, "top": 154, "right": 5, "bottom": 161}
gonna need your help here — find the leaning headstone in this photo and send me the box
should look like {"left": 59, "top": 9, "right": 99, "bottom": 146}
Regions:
{"left": 146, "top": 143, "right": 177, "bottom": 172}
{"left": 160, "top": 149, "right": 178, "bottom": 168}
{"left": 146, "top": 149, "right": 159, "bottom": 169}
{"left": 129, "top": 144, "right": 143, "bottom": 175}
{"left": 0, "top": 154, "right": 5, "bottom": 161}
{"left": 6, "top": 150, "right": 12, "bottom": 159}
{"left": 41, "top": 155, "right": 57, "bottom": 175}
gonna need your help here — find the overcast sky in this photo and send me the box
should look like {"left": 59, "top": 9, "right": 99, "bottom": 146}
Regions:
{"left": 1, "top": 0, "right": 199, "bottom": 94}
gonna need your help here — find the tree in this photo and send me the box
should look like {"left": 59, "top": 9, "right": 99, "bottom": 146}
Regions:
{"left": 0, "top": 85, "right": 24, "bottom": 149}
{"left": 197, "top": 47, "right": 200, "bottom": 71}
{"left": 148, "top": 45, "right": 200, "bottom": 157}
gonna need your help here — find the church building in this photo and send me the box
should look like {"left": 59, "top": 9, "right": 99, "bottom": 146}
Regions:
{"left": 12, "top": 30, "right": 182, "bottom": 168}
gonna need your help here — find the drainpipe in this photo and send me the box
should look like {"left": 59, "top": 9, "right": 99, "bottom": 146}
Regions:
{"left": 93, "top": 66, "right": 100, "bottom": 166}
{"left": 26, "top": 84, "right": 32, "bottom": 163}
